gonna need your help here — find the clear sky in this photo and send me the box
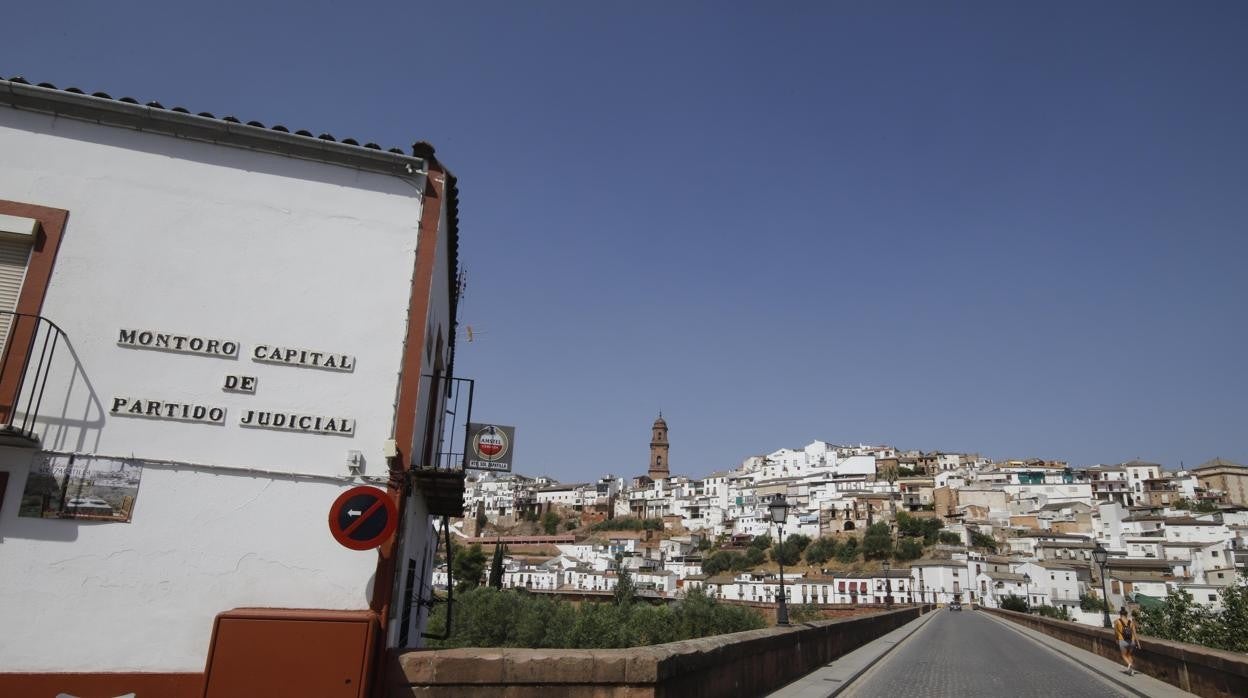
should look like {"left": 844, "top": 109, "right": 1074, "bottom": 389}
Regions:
{"left": 3, "top": 2, "right": 1245, "bottom": 480}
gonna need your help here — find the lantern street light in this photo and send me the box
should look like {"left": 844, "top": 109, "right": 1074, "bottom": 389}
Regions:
{"left": 1092, "top": 543, "right": 1111, "bottom": 628}
{"left": 1023, "top": 573, "right": 1032, "bottom": 613}
{"left": 882, "top": 559, "right": 893, "bottom": 608}
{"left": 769, "top": 494, "right": 791, "bottom": 626}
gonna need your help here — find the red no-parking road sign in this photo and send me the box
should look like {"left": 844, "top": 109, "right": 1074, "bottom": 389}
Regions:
{"left": 328, "top": 486, "right": 398, "bottom": 551}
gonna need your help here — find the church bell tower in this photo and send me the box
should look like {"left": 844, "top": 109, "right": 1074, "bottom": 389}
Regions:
{"left": 648, "top": 414, "right": 670, "bottom": 481}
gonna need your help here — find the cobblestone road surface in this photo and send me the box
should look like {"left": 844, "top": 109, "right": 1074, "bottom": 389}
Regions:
{"left": 842, "top": 610, "right": 1129, "bottom": 697}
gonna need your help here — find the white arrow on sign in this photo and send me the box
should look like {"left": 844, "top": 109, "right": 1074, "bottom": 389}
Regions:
{"left": 347, "top": 509, "right": 362, "bottom": 517}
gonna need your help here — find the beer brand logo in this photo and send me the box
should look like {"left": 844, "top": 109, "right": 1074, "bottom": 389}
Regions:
{"left": 472, "top": 425, "right": 509, "bottom": 461}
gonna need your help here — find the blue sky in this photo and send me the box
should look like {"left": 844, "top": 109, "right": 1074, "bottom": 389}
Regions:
{"left": 4, "top": 2, "right": 1245, "bottom": 480}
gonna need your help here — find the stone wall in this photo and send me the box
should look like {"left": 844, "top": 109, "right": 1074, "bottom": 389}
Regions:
{"left": 983, "top": 607, "right": 1248, "bottom": 698}
{"left": 388, "top": 606, "right": 927, "bottom": 697}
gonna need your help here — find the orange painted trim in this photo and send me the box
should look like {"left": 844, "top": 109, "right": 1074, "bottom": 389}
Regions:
{"left": 0, "top": 672, "right": 203, "bottom": 698}
{"left": 0, "top": 199, "right": 69, "bottom": 423}
{"left": 370, "top": 165, "right": 445, "bottom": 624}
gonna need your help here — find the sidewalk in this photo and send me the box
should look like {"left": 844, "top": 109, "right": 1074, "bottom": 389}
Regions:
{"left": 765, "top": 609, "right": 939, "bottom": 698}
{"left": 980, "top": 612, "right": 1197, "bottom": 698}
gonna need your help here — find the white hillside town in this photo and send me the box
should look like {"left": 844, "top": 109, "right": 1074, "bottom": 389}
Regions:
{"left": 440, "top": 416, "right": 1248, "bottom": 628}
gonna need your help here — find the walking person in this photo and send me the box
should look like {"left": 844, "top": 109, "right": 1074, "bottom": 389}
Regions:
{"left": 1114, "top": 607, "right": 1140, "bottom": 675}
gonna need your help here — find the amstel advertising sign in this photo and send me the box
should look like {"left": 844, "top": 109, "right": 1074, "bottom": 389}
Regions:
{"left": 465, "top": 423, "right": 516, "bottom": 472}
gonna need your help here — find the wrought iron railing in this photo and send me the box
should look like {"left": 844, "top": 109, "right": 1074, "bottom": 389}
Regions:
{"left": 0, "top": 310, "right": 68, "bottom": 438}
{"left": 424, "top": 374, "right": 474, "bottom": 471}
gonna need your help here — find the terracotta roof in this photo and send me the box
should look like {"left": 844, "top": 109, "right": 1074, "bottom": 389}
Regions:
{"left": 1164, "top": 517, "right": 1219, "bottom": 526}
{"left": 1106, "top": 558, "right": 1173, "bottom": 570}
{"left": 1194, "top": 457, "right": 1247, "bottom": 471}
{"left": 1109, "top": 571, "right": 1169, "bottom": 582}
{"left": 1034, "top": 562, "right": 1077, "bottom": 570}
{"left": 1, "top": 73, "right": 416, "bottom": 158}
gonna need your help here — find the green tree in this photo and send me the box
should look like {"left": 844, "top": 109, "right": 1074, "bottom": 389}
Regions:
{"left": 1133, "top": 571, "right": 1248, "bottom": 652}
{"left": 625, "top": 603, "right": 678, "bottom": 646}
{"left": 696, "top": 537, "right": 712, "bottom": 552}
{"left": 427, "top": 587, "right": 764, "bottom": 649}
{"left": 488, "top": 543, "right": 506, "bottom": 589}
{"left": 804, "top": 537, "right": 839, "bottom": 565}
{"left": 701, "top": 550, "right": 738, "bottom": 575}
{"left": 542, "top": 511, "right": 561, "bottom": 535}
{"left": 1079, "top": 593, "right": 1107, "bottom": 612}
{"left": 862, "top": 523, "right": 893, "bottom": 560}
{"left": 749, "top": 534, "right": 773, "bottom": 551}
{"left": 1000, "top": 594, "right": 1029, "bottom": 613}
{"left": 771, "top": 534, "right": 812, "bottom": 566}
{"left": 1036, "top": 605, "right": 1071, "bottom": 621}
{"left": 789, "top": 604, "right": 823, "bottom": 623}
{"left": 896, "top": 512, "right": 922, "bottom": 537}
{"left": 452, "top": 543, "right": 487, "bottom": 592}
{"left": 1205, "top": 571, "right": 1248, "bottom": 651}
{"left": 836, "top": 536, "right": 860, "bottom": 563}
{"left": 1136, "top": 588, "right": 1213, "bottom": 645}
{"left": 969, "top": 530, "right": 997, "bottom": 552}
{"left": 894, "top": 538, "right": 923, "bottom": 560}
{"left": 744, "top": 546, "right": 766, "bottom": 568}
{"left": 937, "top": 531, "right": 962, "bottom": 545}
{"left": 614, "top": 567, "right": 637, "bottom": 607}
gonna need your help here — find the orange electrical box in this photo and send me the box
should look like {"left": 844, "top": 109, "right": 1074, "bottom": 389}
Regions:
{"left": 202, "top": 608, "right": 379, "bottom": 698}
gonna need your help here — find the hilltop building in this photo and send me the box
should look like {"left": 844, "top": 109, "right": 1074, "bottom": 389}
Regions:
{"left": 648, "top": 413, "right": 670, "bottom": 480}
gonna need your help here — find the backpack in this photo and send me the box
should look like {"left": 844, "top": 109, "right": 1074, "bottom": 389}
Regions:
{"left": 1120, "top": 620, "right": 1133, "bottom": 642}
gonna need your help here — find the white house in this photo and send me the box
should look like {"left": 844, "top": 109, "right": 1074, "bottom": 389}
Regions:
{"left": 909, "top": 560, "right": 970, "bottom": 604}
{"left": 0, "top": 77, "right": 463, "bottom": 696}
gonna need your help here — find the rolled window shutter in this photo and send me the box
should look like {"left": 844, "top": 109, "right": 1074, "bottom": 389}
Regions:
{"left": 0, "top": 238, "right": 33, "bottom": 357}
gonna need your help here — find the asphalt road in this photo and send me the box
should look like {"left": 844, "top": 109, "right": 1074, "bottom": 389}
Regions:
{"left": 841, "top": 610, "right": 1130, "bottom": 698}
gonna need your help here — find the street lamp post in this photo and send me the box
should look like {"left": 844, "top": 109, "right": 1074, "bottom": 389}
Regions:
{"left": 769, "top": 495, "right": 791, "bottom": 626}
{"left": 1093, "top": 543, "right": 1111, "bottom": 628}
{"left": 1024, "top": 573, "right": 1032, "bottom": 613}
{"left": 883, "top": 559, "right": 893, "bottom": 608}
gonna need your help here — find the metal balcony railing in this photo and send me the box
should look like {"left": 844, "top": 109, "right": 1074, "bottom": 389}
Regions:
{"left": 0, "top": 311, "right": 67, "bottom": 443}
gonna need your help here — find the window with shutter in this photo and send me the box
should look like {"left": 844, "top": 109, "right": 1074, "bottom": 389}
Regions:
{"left": 0, "top": 237, "right": 33, "bottom": 358}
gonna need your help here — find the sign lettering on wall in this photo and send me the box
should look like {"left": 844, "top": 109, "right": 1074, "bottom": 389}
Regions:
{"left": 240, "top": 410, "right": 355, "bottom": 436}
{"left": 112, "top": 327, "right": 358, "bottom": 436}
{"left": 110, "top": 397, "right": 226, "bottom": 424}
{"left": 117, "top": 328, "right": 239, "bottom": 358}
{"left": 251, "top": 344, "right": 355, "bottom": 372}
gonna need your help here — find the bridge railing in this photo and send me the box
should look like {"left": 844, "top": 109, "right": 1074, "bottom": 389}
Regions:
{"left": 982, "top": 607, "right": 1247, "bottom": 698}
{"left": 389, "top": 606, "right": 931, "bottom": 697}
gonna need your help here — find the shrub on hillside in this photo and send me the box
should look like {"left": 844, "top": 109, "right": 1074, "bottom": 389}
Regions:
{"left": 426, "top": 587, "right": 764, "bottom": 649}
{"left": 804, "top": 537, "right": 839, "bottom": 565}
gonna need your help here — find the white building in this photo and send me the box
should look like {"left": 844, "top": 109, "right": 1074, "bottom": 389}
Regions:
{"left": 910, "top": 560, "right": 970, "bottom": 604}
{"left": 0, "top": 77, "right": 463, "bottom": 696}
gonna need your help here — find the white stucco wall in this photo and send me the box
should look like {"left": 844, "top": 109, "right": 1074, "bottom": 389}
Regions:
{"left": 0, "top": 107, "right": 438, "bottom": 671}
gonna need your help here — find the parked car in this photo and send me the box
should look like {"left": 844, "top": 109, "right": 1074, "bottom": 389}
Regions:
{"left": 949, "top": 600, "right": 962, "bottom": 611}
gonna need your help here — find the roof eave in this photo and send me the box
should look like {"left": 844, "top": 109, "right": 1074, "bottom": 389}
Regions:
{"left": 0, "top": 80, "right": 426, "bottom": 178}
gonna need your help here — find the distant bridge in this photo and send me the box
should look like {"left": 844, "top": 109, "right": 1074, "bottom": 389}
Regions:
{"left": 459, "top": 534, "right": 576, "bottom": 545}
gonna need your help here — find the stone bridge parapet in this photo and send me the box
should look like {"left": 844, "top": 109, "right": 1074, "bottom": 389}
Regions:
{"left": 983, "top": 607, "right": 1248, "bottom": 698}
{"left": 388, "top": 606, "right": 929, "bottom": 697}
